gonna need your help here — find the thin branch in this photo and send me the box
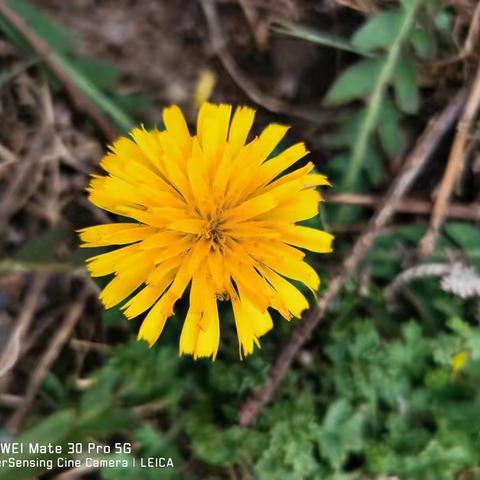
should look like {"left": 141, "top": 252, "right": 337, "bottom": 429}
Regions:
{"left": 132, "top": 399, "right": 168, "bottom": 418}
{"left": 273, "top": 19, "right": 376, "bottom": 57}
{"left": 238, "top": 90, "right": 466, "bottom": 427}
{"left": 385, "top": 263, "right": 450, "bottom": 307}
{"left": 0, "top": 142, "right": 17, "bottom": 173}
{"left": 0, "top": 0, "right": 120, "bottom": 141}
{"left": 70, "top": 338, "right": 110, "bottom": 353}
{"left": 386, "top": 262, "right": 480, "bottom": 308}
{"left": 338, "top": 0, "right": 422, "bottom": 222}
{"left": 7, "top": 283, "right": 91, "bottom": 433}
{"left": 0, "top": 393, "right": 23, "bottom": 408}
{"left": 0, "top": 259, "right": 81, "bottom": 273}
{"left": 201, "top": 0, "right": 333, "bottom": 124}
{"left": 419, "top": 60, "right": 480, "bottom": 257}
{"left": 0, "top": 82, "right": 53, "bottom": 224}
{"left": 464, "top": 3, "right": 480, "bottom": 57}
{"left": 325, "top": 192, "right": 480, "bottom": 221}
{"left": 0, "top": 273, "right": 48, "bottom": 380}
{"left": 434, "top": 2, "right": 480, "bottom": 65}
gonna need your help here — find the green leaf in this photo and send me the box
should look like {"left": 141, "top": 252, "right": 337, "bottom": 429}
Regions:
{"left": 13, "top": 228, "right": 65, "bottom": 262}
{"left": 364, "top": 142, "right": 384, "bottom": 185}
{"left": 70, "top": 58, "right": 122, "bottom": 90}
{"left": 352, "top": 11, "right": 403, "bottom": 52}
{"left": 0, "top": 1, "right": 135, "bottom": 133}
{"left": 54, "top": 53, "right": 135, "bottom": 133}
{"left": 5, "top": 0, "right": 77, "bottom": 54}
{"left": 398, "top": 440, "right": 472, "bottom": 479}
{"left": 274, "top": 19, "right": 374, "bottom": 57}
{"left": 435, "top": 11, "right": 454, "bottom": 37}
{"left": 324, "top": 100, "right": 404, "bottom": 161}
{"left": 337, "top": 0, "right": 423, "bottom": 221}
{"left": 324, "top": 59, "right": 384, "bottom": 106}
{"left": 42, "top": 372, "right": 68, "bottom": 404}
{"left": 377, "top": 98, "right": 405, "bottom": 157}
{"left": 326, "top": 153, "right": 361, "bottom": 189}
{"left": 0, "top": 410, "right": 76, "bottom": 480}
{"left": 318, "top": 399, "right": 365, "bottom": 470}
{"left": 323, "top": 110, "right": 367, "bottom": 149}
{"left": 445, "top": 222, "right": 480, "bottom": 265}
{"left": 393, "top": 56, "right": 420, "bottom": 114}
{"left": 409, "top": 23, "right": 436, "bottom": 58}
{"left": 102, "top": 306, "right": 127, "bottom": 326}
{"left": 445, "top": 222, "right": 480, "bottom": 251}
{"left": 109, "top": 91, "right": 150, "bottom": 115}
{"left": 256, "top": 392, "right": 321, "bottom": 479}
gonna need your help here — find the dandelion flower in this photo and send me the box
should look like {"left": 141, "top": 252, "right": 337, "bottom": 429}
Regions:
{"left": 79, "top": 103, "right": 333, "bottom": 359}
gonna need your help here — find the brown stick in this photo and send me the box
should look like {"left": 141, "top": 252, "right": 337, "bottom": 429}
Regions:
{"left": 434, "top": 2, "right": 480, "bottom": 66}
{"left": 325, "top": 192, "right": 480, "bottom": 221}
{"left": 201, "top": 0, "right": 333, "bottom": 124}
{"left": 0, "top": 274, "right": 48, "bottom": 383}
{"left": 238, "top": 90, "right": 466, "bottom": 427}
{"left": 0, "top": 83, "right": 53, "bottom": 225}
{"left": 7, "top": 284, "right": 91, "bottom": 433}
{"left": 419, "top": 62, "right": 480, "bottom": 257}
{"left": 0, "top": 0, "right": 117, "bottom": 141}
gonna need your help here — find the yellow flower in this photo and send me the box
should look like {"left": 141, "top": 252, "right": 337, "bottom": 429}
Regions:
{"left": 451, "top": 350, "right": 469, "bottom": 378}
{"left": 79, "top": 103, "right": 333, "bottom": 359}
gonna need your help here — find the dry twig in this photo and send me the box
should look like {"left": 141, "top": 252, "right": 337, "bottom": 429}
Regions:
{"left": 238, "top": 90, "right": 466, "bottom": 427}
{"left": 201, "top": 0, "right": 332, "bottom": 124}
{"left": 0, "top": 82, "right": 53, "bottom": 224}
{"left": 7, "top": 283, "right": 91, "bottom": 433}
{"left": 419, "top": 61, "right": 480, "bottom": 257}
{"left": 385, "top": 263, "right": 451, "bottom": 307}
{"left": 386, "top": 262, "right": 480, "bottom": 309}
{"left": 0, "top": 142, "right": 17, "bottom": 174}
{"left": 435, "top": 2, "right": 480, "bottom": 65}
{"left": 0, "top": 0, "right": 118, "bottom": 141}
{"left": 0, "top": 393, "right": 22, "bottom": 408}
{"left": 325, "top": 192, "right": 480, "bottom": 221}
{"left": 0, "top": 273, "right": 48, "bottom": 381}
{"left": 238, "top": 0, "right": 264, "bottom": 49}
{"left": 335, "top": 0, "right": 377, "bottom": 15}
{"left": 70, "top": 338, "right": 110, "bottom": 353}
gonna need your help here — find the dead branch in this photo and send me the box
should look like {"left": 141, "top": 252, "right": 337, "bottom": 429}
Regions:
{"left": 201, "top": 0, "right": 333, "bottom": 124}
{"left": 0, "top": 0, "right": 118, "bottom": 141}
{"left": 70, "top": 338, "right": 110, "bottom": 353}
{"left": 386, "top": 262, "right": 480, "bottom": 308}
{"left": 434, "top": 2, "right": 480, "bottom": 65}
{"left": 0, "top": 82, "right": 53, "bottom": 224}
{"left": 325, "top": 192, "right": 480, "bottom": 221}
{"left": 7, "top": 283, "right": 91, "bottom": 433}
{"left": 385, "top": 263, "right": 451, "bottom": 307}
{"left": 419, "top": 60, "right": 480, "bottom": 257}
{"left": 0, "top": 393, "right": 23, "bottom": 408}
{"left": 0, "top": 142, "right": 17, "bottom": 174}
{"left": 238, "top": 90, "right": 466, "bottom": 427}
{"left": 0, "top": 273, "right": 48, "bottom": 381}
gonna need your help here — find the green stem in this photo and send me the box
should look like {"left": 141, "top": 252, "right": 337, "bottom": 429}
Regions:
{"left": 273, "top": 20, "right": 376, "bottom": 58}
{"left": 337, "top": 0, "right": 423, "bottom": 223}
{"left": 55, "top": 52, "right": 135, "bottom": 134}
{"left": 0, "top": 259, "right": 81, "bottom": 273}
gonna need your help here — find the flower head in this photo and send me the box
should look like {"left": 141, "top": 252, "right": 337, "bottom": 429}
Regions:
{"left": 79, "top": 103, "right": 333, "bottom": 359}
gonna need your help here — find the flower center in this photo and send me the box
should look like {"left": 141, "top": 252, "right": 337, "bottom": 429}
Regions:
{"left": 203, "top": 217, "right": 225, "bottom": 247}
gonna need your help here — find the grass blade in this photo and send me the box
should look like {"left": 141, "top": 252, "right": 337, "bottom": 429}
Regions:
{"left": 272, "top": 19, "right": 376, "bottom": 57}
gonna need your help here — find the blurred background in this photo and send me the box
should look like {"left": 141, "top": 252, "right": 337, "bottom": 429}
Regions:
{"left": 1, "top": 0, "right": 480, "bottom": 478}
